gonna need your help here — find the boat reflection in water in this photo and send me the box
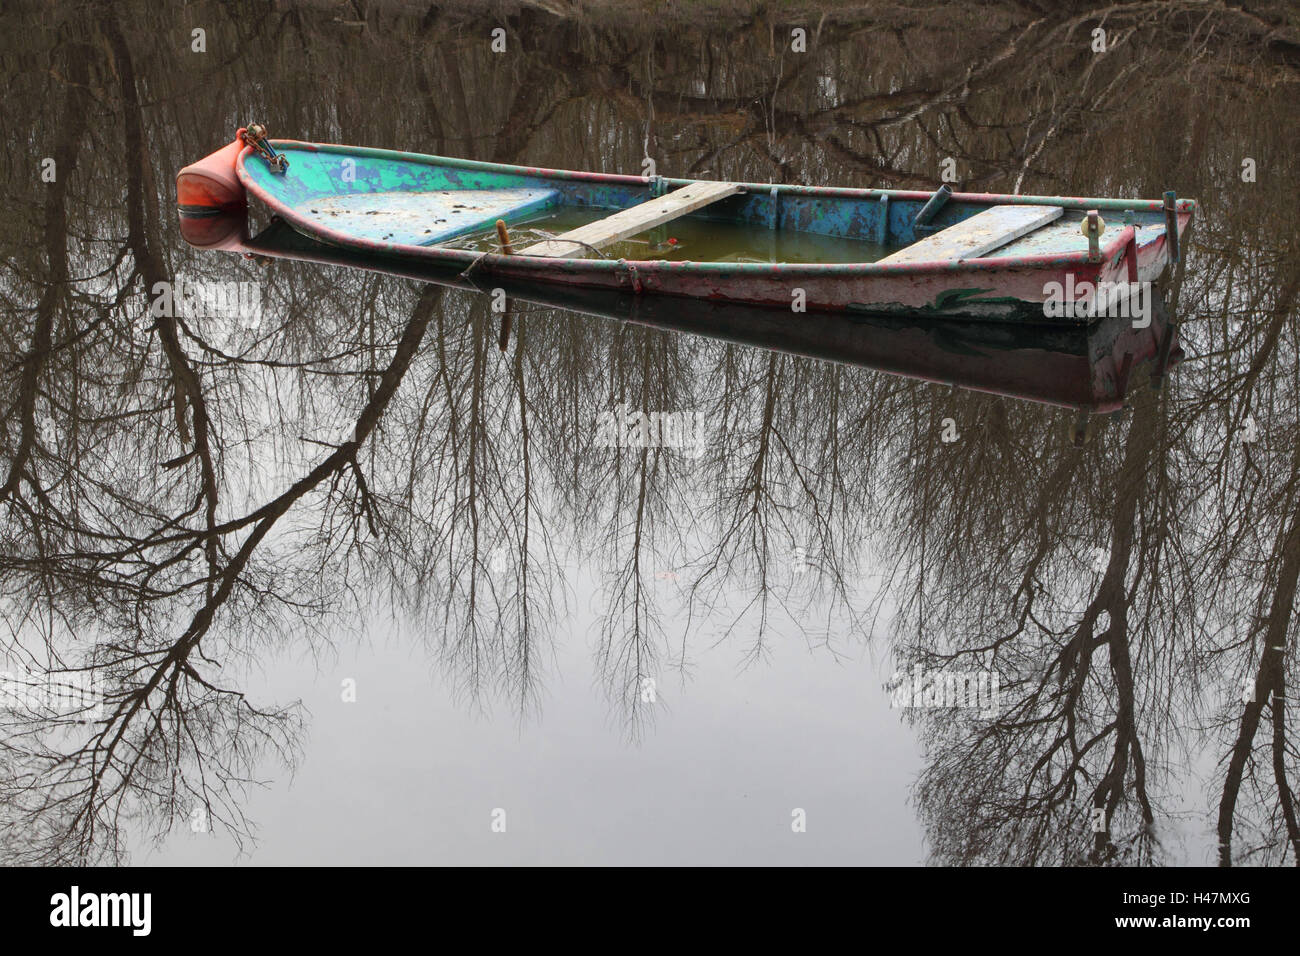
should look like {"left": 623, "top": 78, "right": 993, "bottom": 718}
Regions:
{"left": 180, "top": 211, "right": 1182, "bottom": 437}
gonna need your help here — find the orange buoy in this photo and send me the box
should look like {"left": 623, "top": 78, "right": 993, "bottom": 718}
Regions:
{"left": 176, "top": 137, "right": 247, "bottom": 212}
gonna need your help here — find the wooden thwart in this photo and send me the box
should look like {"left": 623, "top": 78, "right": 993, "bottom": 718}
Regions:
{"left": 881, "top": 204, "right": 1064, "bottom": 264}
{"left": 521, "top": 181, "right": 741, "bottom": 258}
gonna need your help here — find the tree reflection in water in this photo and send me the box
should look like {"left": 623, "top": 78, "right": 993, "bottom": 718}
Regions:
{"left": 1, "top": 0, "right": 1298, "bottom": 865}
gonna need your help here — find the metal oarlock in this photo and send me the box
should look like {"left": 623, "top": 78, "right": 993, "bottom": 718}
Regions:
{"left": 1082, "top": 210, "right": 1105, "bottom": 263}
{"left": 239, "top": 123, "right": 288, "bottom": 174}
{"left": 913, "top": 183, "right": 952, "bottom": 230}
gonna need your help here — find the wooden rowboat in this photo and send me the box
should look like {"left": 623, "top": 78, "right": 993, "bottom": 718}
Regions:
{"left": 177, "top": 125, "right": 1195, "bottom": 320}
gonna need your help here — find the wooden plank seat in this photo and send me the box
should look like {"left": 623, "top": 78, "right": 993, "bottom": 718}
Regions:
{"left": 881, "top": 204, "right": 1064, "bottom": 264}
{"left": 521, "top": 181, "right": 742, "bottom": 258}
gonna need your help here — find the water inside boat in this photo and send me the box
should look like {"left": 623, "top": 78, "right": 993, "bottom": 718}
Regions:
{"left": 437, "top": 206, "right": 893, "bottom": 263}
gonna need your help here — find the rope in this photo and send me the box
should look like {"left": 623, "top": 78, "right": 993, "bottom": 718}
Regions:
{"left": 238, "top": 124, "right": 288, "bottom": 173}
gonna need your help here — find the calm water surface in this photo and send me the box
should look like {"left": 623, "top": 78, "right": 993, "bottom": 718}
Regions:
{"left": 2, "top": 0, "right": 1299, "bottom": 865}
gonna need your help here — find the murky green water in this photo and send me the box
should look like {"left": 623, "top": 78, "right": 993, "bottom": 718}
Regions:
{"left": 442, "top": 205, "right": 891, "bottom": 262}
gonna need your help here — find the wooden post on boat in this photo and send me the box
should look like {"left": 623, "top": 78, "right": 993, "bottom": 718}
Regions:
{"left": 495, "top": 219, "right": 515, "bottom": 256}
{"left": 495, "top": 220, "right": 513, "bottom": 351}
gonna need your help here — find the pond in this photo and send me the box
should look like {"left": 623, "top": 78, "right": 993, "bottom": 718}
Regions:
{"left": 2, "top": 0, "right": 1299, "bottom": 867}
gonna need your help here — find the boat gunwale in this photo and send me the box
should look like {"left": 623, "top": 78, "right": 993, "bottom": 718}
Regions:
{"left": 237, "top": 140, "right": 1194, "bottom": 275}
